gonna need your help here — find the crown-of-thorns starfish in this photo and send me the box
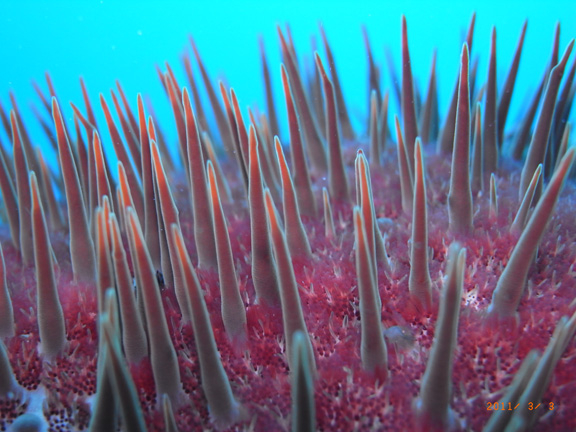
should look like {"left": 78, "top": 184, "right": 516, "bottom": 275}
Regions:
{"left": 0, "top": 13, "right": 576, "bottom": 432}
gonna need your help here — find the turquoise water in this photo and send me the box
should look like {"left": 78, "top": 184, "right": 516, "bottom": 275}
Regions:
{"left": 1, "top": 0, "right": 575, "bottom": 158}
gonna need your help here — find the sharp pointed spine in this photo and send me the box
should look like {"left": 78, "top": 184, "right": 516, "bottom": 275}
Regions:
{"left": 189, "top": 38, "right": 234, "bottom": 151}
{"left": 438, "top": 79, "right": 459, "bottom": 154}
{"left": 37, "top": 150, "right": 64, "bottom": 230}
{"left": 409, "top": 140, "right": 432, "bottom": 311}
{"left": 363, "top": 27, "right": 382, "bottom": 108}
{"left": 70, "top": 102, "right": 98, "bottom": 224}
{"left": 274, "top": 137, "right": 312, "bottom": 259}
{"left": 164, "top": 72, "right": 189, "bottom": 176}
{"left": 110, "top": 91, "right": 141, "bottom": 176}
{"left": 118, "top": 161, "right": 137, "bottom": 223}
{"left": 100, "top": 94, "right": 143, "bottom": 220}
{"left": 278, "top": 27, "right": 327, "bottom": 172}
{"left": 249, "top": 128, "right": 280, "bottom": 306}
{"left": 489, "top": 174, "right": 498, "bottom": 221}
{"left": 264, "top": 189, "right": 316, "bottom": 375}
{"left": 93, "top": 131, "right": 114, "bottom": 211}
{"left": 80, "top": 77, "right": 97, "bottom": 128}
{"left": 511, "top": 76, "right": 546, "bottom": 161}
{"left": 101, "top": 308, "right": 148, "bottom": 432}
{"left": 511, "top": 165, "right": 542, "bottom": 234}
{"left": 420, "top": 51, "right": 437, "bottom": 144}
{"left": 222, "top": 84, "right": 249, "bottom": 189}
{"left": 260, "top": 38, "right": 281, "bottom": 140}
{"left": 249, "top": 107, "right": 281, "bottom": 196}
{"left": 201, "top": 131, "right": 232, "bottom": 203}
{"left": 0, "top": 340, "right": 16, "bottom": 397}
{"left": 90, "top": 291, "right": 120, "bottom": 432}
{"left": 401, "top": 15, "right": 419, "bottom": 165}
{"left": 290, "top": 330, "right": 316, "bottom": 432}
{"left": 31, "top": 172, "right": 66, "bottom": 358}
{"left": 378, "top": 92, "right": 390, "bottom": 152}
{"left": 322, "top": 187, "right": 336, "bottom": 241}
{"left": 448, "top": 44, "right": 473, "bottom": 235}
{"left": 95, "top": 207, "right": 114, "bottom": 315}
{"left": 72, "top": 114, "right": 89, "bottom": 199}
{"left": 280, "top": 65, "right": 317, "bottom": 217}
{"left": 369, "top": 90, "right": 380, "bottom": 165}
{"left": 172, "top": 225, "right": 241, "bottom": 428}
{"left": 0, "top": 134, "right": 19, "bottom": 250}
{"left": 489, "top": 148, "right": 576, "bottom": 319}
{"left": 416, "top": 244, "right": 466, "bottom": 430}
{"left": 507, "top": 313, "right": 576, "bottom": 430}
{"left": 483, "top": 350, "right": 540, "bottom": 432}
{"left": 0, "top": 243, "right": 14, "bottom": 338}
{"left": 126, "top": 208, "right": 181, "bottom": 403}
{"left": 356, "top": 151, "right": 390, "bottom": 286}
{"left": 497, "top": 21, "right": 527, "bottom": 145}
{"left": 11, "top": 111, "right": 33, "bottom": 264}
{"left": 552, "top": 56, "right": 576, "bottom": 147}
{"left": 553, "top": 123, "right": 570, "bottom": 172}
{"left": 437, "top": 16, "right": 474, "bottom": 154}
{"left": 483, "top": 28, "right": 499, "bottom": 174}
{"left": 519, "top": 39, "right": 575, "bottom": 200}
{"left": 183, "top": 87, "right": 218, "bottom": 269}
{"left": 353, "top": 208, "right": 388, "bottom": 380}
{"left": 206, "top": 161, "right": 247, "bottom": 344}
{"left": 162, "top": 394, "right": 180, "bottom": 432}
{"left": 150, "top": 142, "right": 188, "bottom": 320}
{"left": 319, "top": 25, "right": 354, "bottom": 140}
{"left": 471, "top": 103, "right": 484, "bottom": 191}
{"left": 315, "top": 52, "right": 350, "bottom": 202}
{"left": 108, "top": 214, "right": 148, "bottom": 363}
{"left": 52, "top": 98, "right": 96, "bottom": 282}
{"left": 394, "top": 116, "right": 414, "bottom": 216}
{"left": 182, "top": 54, "right": 211, "bottom": 140}
{"left": 10, "top": 96, "right": 41, "bottom": 183}
{"left": 138, "top": 96, "right": 161, "bottom": 269}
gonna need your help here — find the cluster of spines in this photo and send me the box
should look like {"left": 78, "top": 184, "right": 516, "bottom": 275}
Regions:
{"left": 0, "top": 13, "right": 574, "bottom": 432}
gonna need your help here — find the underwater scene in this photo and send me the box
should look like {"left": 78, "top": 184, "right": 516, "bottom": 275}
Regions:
{"left": 1, "top": 0, "right": 576, "bottom": 430}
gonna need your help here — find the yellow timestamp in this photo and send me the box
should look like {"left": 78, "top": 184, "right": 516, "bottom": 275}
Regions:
{"left": 486, "top": 402, "right": 555, "bottom": 411}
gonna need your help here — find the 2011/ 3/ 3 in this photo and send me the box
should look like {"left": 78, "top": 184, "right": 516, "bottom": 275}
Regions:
{"left": 486, "top": 402, "right": 555, "bottom": 411}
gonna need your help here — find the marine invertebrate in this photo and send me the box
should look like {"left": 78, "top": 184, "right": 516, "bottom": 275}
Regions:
{"left": 0, "top": 12, "right": 575, "bottom": 432}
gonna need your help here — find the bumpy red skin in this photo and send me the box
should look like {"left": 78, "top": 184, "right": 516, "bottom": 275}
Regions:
{"left": 1, "top": 138, "right": 575, "bottom": 432}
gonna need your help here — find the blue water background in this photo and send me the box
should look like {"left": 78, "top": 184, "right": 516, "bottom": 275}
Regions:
{"left": 1, "top": 0, "right": 575, "bottom": 169}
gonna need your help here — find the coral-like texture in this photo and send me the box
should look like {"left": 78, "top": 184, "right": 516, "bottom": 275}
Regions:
{"left": 1, "top": 14, "right": 576, "bottom": 432}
